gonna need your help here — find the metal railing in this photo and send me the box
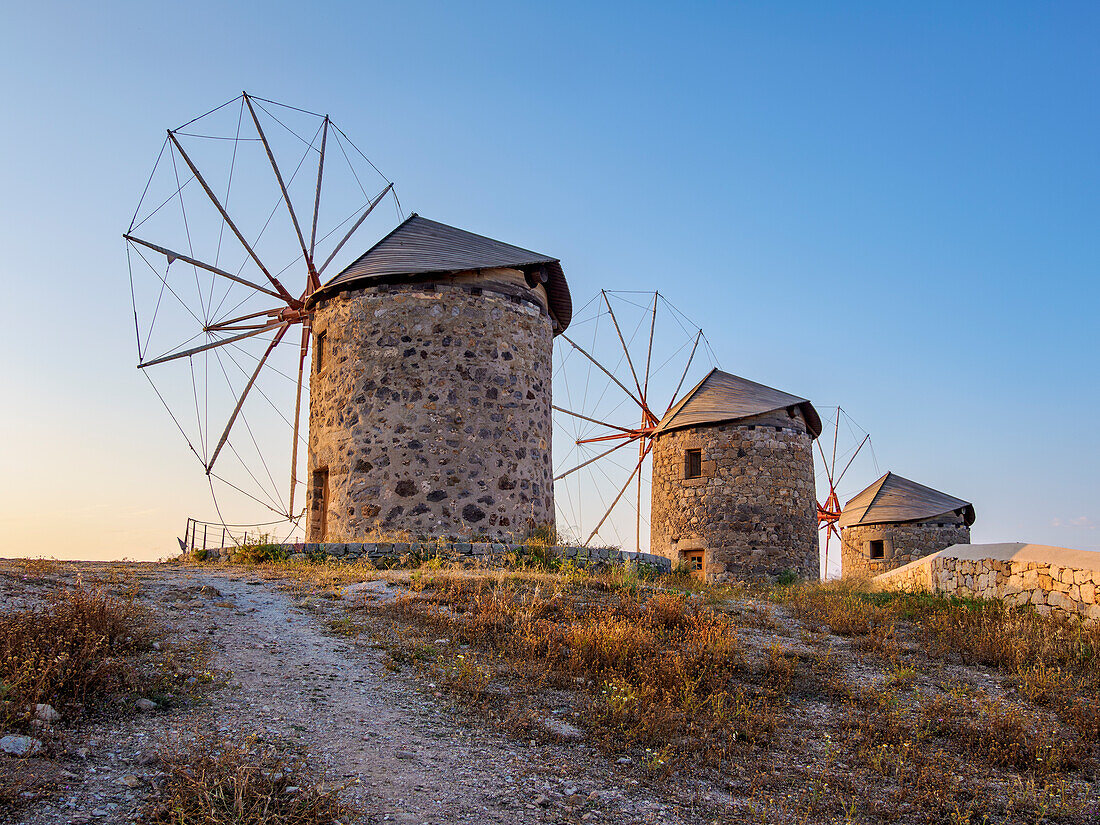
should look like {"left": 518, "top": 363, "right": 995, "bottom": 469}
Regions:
{"left": 179, "top": 517, "right": 303, "bottom": 554}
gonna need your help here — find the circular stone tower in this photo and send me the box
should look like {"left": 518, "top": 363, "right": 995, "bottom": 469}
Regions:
{"left": 303, "top": 214, "right": 571, "bottom": 542}
{"left": 649, "top": 369, "right": 822, "bottom": 581}
{"left": 839, "top": 472, "right": 974, "bottom": 578}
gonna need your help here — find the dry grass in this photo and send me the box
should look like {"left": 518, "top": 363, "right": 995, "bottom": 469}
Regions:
{"left": 142, "top": 734, "right": 353, "bottom": 825}
{"left": 0, "top": 584, "right": 154, "bottom": 730}
{"left": 368, "top": 572, "right": 801, "bottom": 765}
{"left": 344, "top": 570, "right": 1100, "bottom": 823}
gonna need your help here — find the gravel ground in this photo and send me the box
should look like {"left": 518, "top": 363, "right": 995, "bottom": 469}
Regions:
{"left": 0, "top": 562, "right": 715, "bottom": 825}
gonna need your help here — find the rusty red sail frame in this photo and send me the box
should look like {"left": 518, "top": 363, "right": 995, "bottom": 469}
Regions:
{"left": 127, "top": 93, "right": 396, "bottom": 520}
{"left": 556, "top": 291, "right": 706, "bottom": 551}
{"left": 815, "top": 408, "right": 871, "bottom": 575}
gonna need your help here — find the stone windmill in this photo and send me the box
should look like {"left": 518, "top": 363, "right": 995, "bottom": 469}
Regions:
{"left": 838, "top": 472, "right": 975, "bottom": 577}
{"left": 648, "top": 369, "right": 823, "bottom": 581}
{"left": 126, "top": 94, "right": 570, "bottom": 543}
{"left": 303, "top": 214, "right": 571, "bottom": 541}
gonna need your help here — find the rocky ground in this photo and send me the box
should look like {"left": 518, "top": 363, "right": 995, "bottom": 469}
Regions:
{"left": 0, "top": 562, "right": 717, "bottom": 825}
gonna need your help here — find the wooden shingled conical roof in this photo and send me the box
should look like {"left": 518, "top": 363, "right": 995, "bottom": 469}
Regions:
{"left": 655, "top": 368, "right": 822, "bottom": 438}
{"left": 307, "top": 214, "right": 572, "bottom": 332}
{"left": 839, "top": 471, "right": 975, "bottom": 529}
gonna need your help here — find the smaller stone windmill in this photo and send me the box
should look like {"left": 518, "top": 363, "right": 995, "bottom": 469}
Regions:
{"left": 649, "top": 368, "right": 822, "bottom": 581}
{"left": 838, "top": 471, "right": 975, "bottom": 577}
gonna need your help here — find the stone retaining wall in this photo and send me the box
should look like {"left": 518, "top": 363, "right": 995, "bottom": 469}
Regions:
{"left": 187, "top": 541, "right": 672, "bottom": 572}
{"left": 878, "top": 555, "right": 1100, "bottom": 622}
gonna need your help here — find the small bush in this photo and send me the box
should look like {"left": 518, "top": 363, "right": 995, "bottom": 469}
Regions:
{"left": 238, "top": 543, "right": 289, "bottom": 564}
{"left": 774, "top": 569, "right": 798, "bottom": 586}
{"left": 143, "top": 734, "right": 352, "bottom": 825}
{"left": 0, "top": 585, "right": 153, "bottom": 729}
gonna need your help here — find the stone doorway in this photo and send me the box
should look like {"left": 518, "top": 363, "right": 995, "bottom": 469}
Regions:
{"left": 309, "top": 469, "right": 329, "bottom": 541}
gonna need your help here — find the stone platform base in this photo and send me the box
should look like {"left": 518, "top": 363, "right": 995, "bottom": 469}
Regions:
{"left": 184, "top": 540, "right": 672, "bottom": 573}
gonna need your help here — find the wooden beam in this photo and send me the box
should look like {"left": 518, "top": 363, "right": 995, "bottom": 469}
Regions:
{"left": 585, "top": 439, "right": 653, "bottom": 546}
{"left": 244, "top": 94, "right": 317, "bottom": 284}
{"left": 553, "top": 437, "right": 639, "bottom": 482}
{"left": 138, "top": 320, "right": 290, "bottom": 368}
{"left": 317, "top": 183, "right": 393, "bottom": 276}
{"left": 665, "top": 330, "right": 702, "bottom": 414}
{"left": 308, "top": 116, "right": 329, "bottom": 293}
{"left": 167, "top": 130, "right": 298, "bottom": 306}
{"left": 206, "top": 323, "right": 290, "bottom": 473}
{"left": 288, "top": 321, "right": 310, "bottom": 517}
{"left": 559, "top": 334, "right": 647, "bottom": 415}
{"left": 124, "top": 234, "right": 284, "bottom": 300}
{"left": 551, "top": 404, "right": 636, "bottom": 435}
{"left": 602, "top": 291, "right": 650, "bottom": 419}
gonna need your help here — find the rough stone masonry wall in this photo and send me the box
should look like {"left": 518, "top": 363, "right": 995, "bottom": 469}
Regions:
{"left": 189, "top": 540, "right": 672, "bottom": 573}
{"left": 841, "top": 519, "right": 971, "bottom": 578}
{"left": 650, "top": 410, "right": 818, "bottom": 581}
{"left": 308, "top": 275, "right": 554, "bottom": 542}
{"left": 879, "top": 556, "right": 1100, "bottom": 623}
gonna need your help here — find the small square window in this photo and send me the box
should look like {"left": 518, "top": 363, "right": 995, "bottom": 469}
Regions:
{"left": 315, "top": 331, "right": 327, "bottom": 373}
{"left": 685, "top": 449, "right": 702, "bottom": 479}
{"left": 869, "top": 539, "right": 885, "bottom": 560}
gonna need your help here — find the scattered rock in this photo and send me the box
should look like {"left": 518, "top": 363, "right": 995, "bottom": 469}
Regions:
{"left": 118, "top": 775, "right": 144, "bottom": 788}
{"left": 1, "top": 734, "right": 44, "bottom": 757}
{"left": 394, "top": 749, "right": 417, "bottom": 759}
{"left": 34, "top": 703, "right": 61, "bottom": 723}
{"left": 137, "top": 749, "right": 160, "bottom": 766}
{"left": 534, "top": 794, "right": 551, "bottom": 807}
{"left": 541, "top": 718, "right": 584, "bottom": 741}
{"left": 135, "top": 697, "right": 158, "bottom": 712}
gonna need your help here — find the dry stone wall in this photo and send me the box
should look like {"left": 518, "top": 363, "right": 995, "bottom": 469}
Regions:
{"left": 841, "top": 520, "right": 971, "bottom": 578}
{"left": 307, "top": 274, "right": 554, "bottom": 542}
{"left": 650, "top": 410, "right": 818, "bottom": 581}
{"left": 879, "top": 556, "right": 1100, "bottom": 623}
{"left": 188, "top": 541, "right": 672, "bottom": 573}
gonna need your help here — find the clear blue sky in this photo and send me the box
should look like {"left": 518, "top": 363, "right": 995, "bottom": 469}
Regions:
{"left": 1, "top": 1, "right": 1097, "bottom": 560}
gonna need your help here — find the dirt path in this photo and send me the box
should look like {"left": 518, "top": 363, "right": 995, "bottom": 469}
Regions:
{"left": 2, "top": 564, "right": 695, "bottom": 825}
